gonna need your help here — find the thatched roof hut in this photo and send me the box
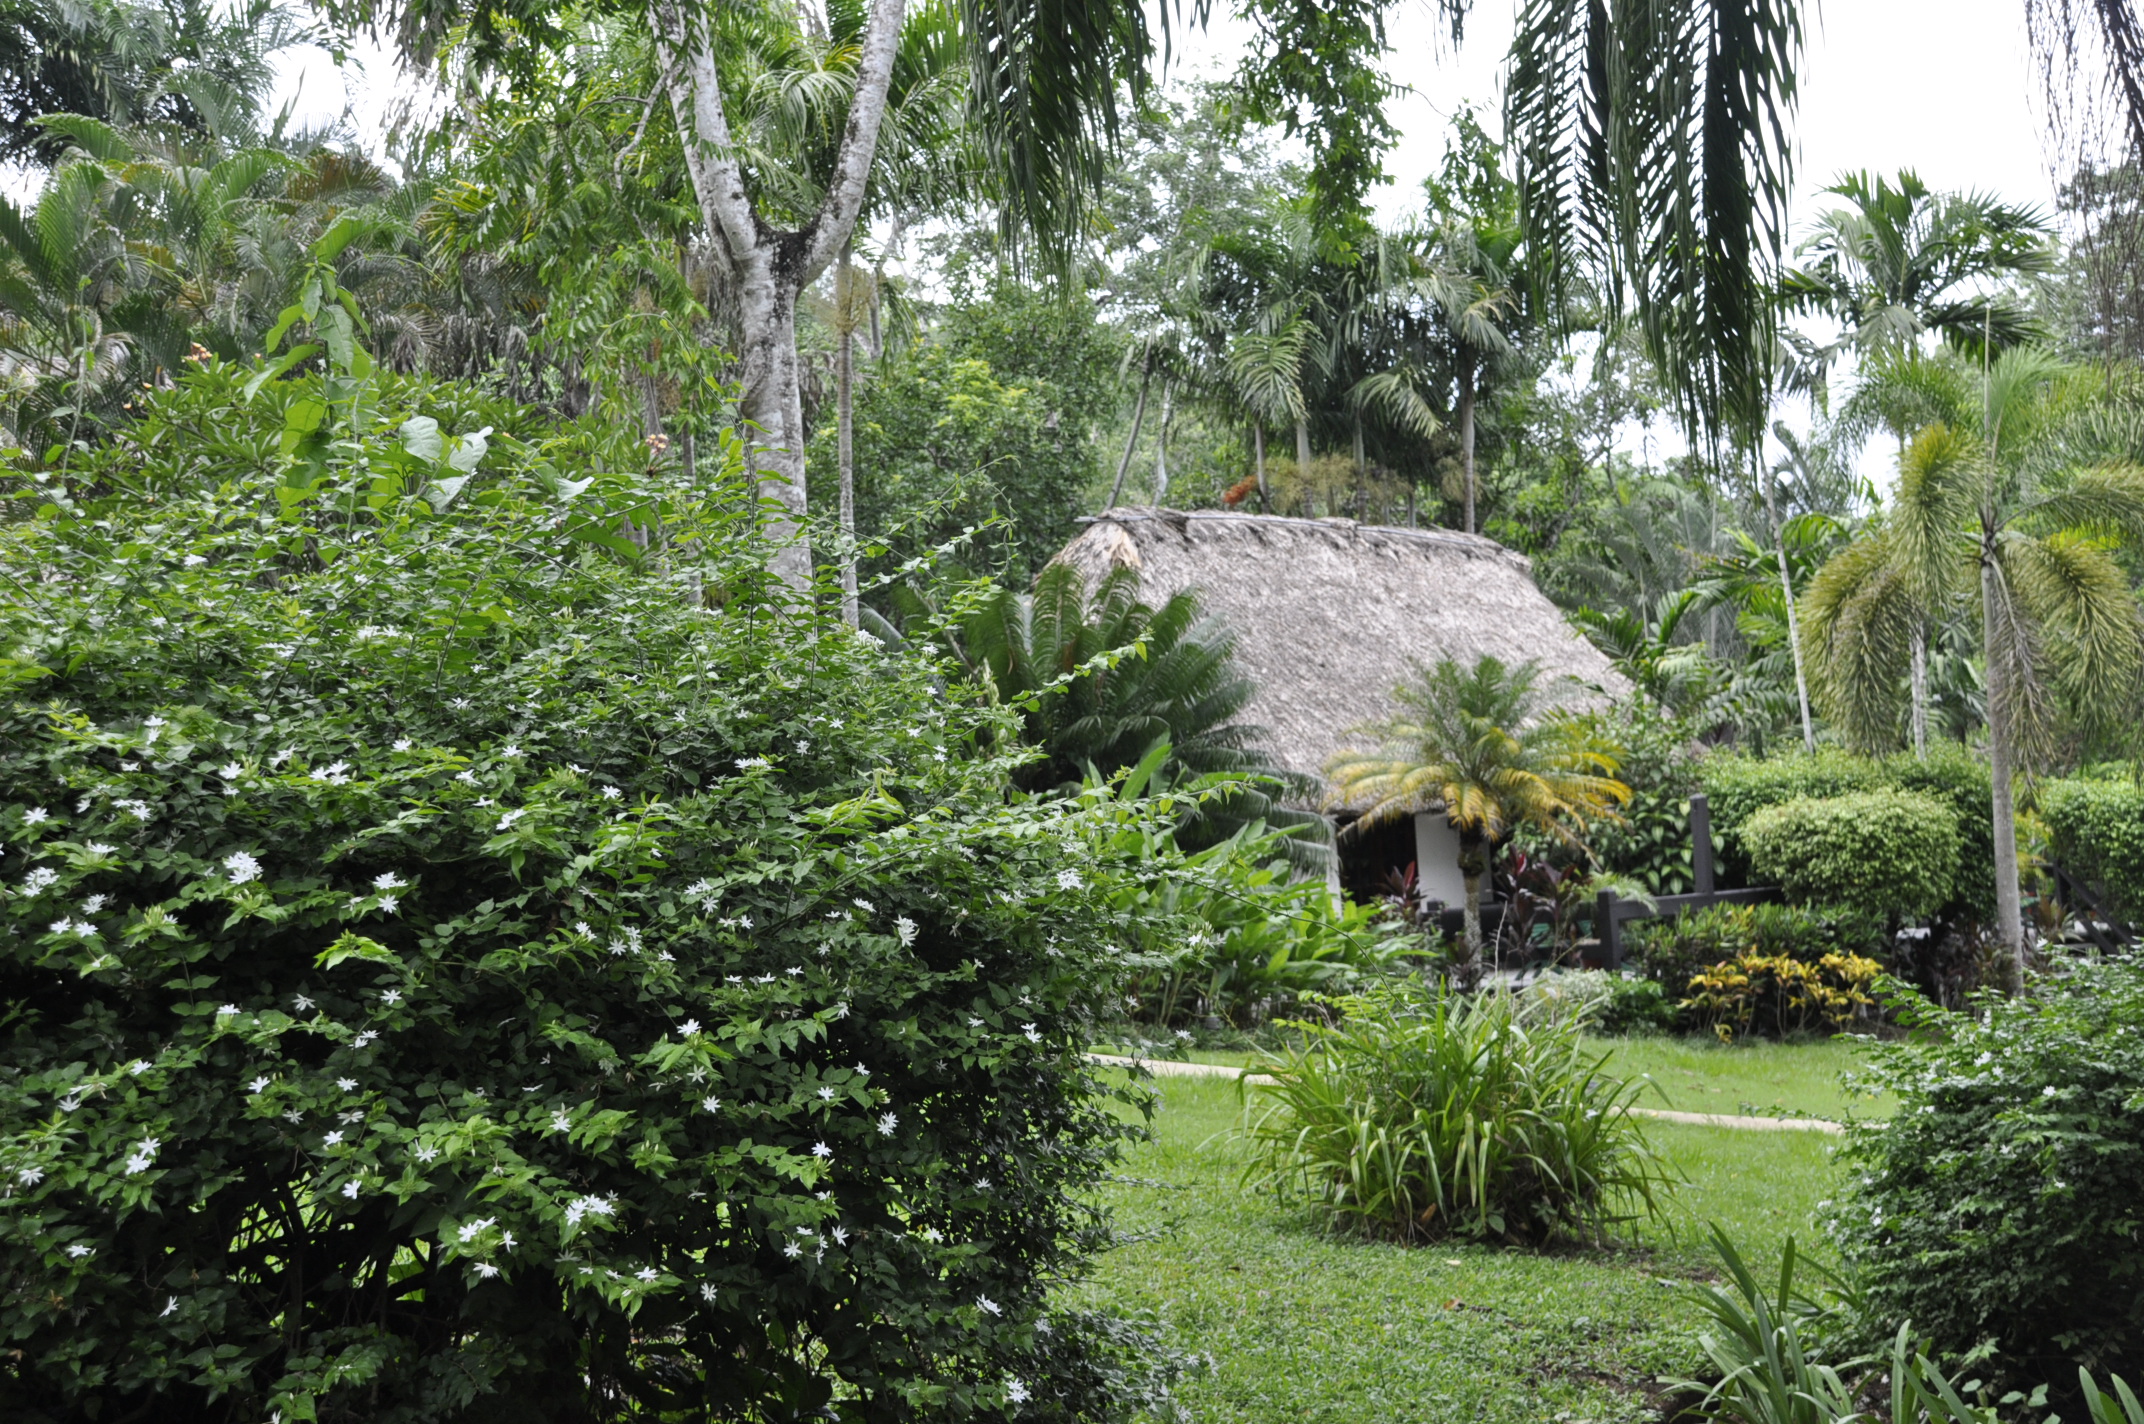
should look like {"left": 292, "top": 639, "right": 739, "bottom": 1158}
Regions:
{"left": 1048, "top": 508, "right": 1629, "bottom": 801}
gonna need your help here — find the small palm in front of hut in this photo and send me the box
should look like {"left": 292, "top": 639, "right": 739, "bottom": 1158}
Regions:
{"left": 1326, "top": 655, "right": 1630, "bottom": 982}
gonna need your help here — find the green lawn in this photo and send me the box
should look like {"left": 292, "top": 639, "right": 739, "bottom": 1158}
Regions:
{"left": 1593, "top": 1035, "right": 1890, "bottom": 1123}
{"left": 1074, "top": 1054, "right": 1854, "bottom": 1423}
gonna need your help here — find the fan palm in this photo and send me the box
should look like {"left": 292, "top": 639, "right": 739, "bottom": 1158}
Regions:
{"left": 1326, "top": 655, "right": 1628, "bottom": 962}
{"left": 1799, "top": 347, "right": 2144, "bottom": 992}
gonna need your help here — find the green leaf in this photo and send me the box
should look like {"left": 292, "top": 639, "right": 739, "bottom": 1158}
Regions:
{"left": 399, "top": 416, "right": 443, "bottom": 463}
{"left": 243, "top": 344, "right": 319, "bottom": 400}
{"left": 316, "top": 932, "right": 402, "bottom": 970}
{"left": 446, "top": 426, "right": 492, "bottom": 474}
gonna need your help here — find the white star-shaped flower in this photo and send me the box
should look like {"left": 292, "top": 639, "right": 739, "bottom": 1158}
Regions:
{"left": 222, "top": 851, "right": 261, "bottom": 885}
{"left": 22, "top": 806, "right": 49, "bottom": 825}
{"left": 1008, "top": 1380, "right": 1030, "bottom": 1403}
{"left": 248, "top": 1076, "right": 270, "bottom": 1094}
{"left": 415, "top": 1146, "right": 439, "bottom": 1163}
{"left": 1023, "top": 1024, "right": 1041, "bottom": 1044}
{"left": 1057, "top": 869, "right": 1083, "bottom": 890}
{"left": 783, "top": 1240, "right": 802, "bottom": 1258}
{"left": 701, "top": 1096, "right": 721, "bottom": 1113}
{"left": 160, "top": 1296, "right": 178, "bottom": 1317}
{"left": 283, "top": 1110, "right": 303, "bottom": 1124}
{"left": 474, "top": 1262, "right": 500, "bottom": 1278}
{"left": 373, "top": 872, "right": 406, "bottom": 892}
{"left": 450, "top": 698, "right": 471, "bottom": 710}
{"left": 337, "top": 1077, "right": 358, "bottom": 1091}
{"left": 811, "top": 1142, "right": 832, "bottom": 1159}
{"left": 294, "top": 995, "right": 314, "bottom": 1011}
{"left": 878, "top": 1112, "right": 898, "bottom": 1137}
{"left": 65, "top": 1243, "right": 91, "bottom": 1258}
{"left": 635, "top": 1267, "right": 658, "bottom": 1282}
{"left": 381, "top": 988, "right": 401, "bottom": 1005}
{"left": 341, "top": 1179, "right": 359, "bottom": 1199}
{"left": 551, "top": 1110, "right": 572, "bottom": 1132}
{"left": 392, "top": 738, "right": 413, "bottom": 751}
{"left": 322, "top": 1131, "right": 343, "bottom": 1147}
{"left": 977, "top": 1295, "right": 1001, "bottom": 1316}
{"left": 677, "top": 1019, "right": 701, "bottom": 1036}
{"left": 18, "top": 1166, "right": 44, "bottom": 1185}
{"left": 352, "top": 1031, "right": 378, "bottom": 1048}
{"left": 599, "top": 786, "right": 621, "bottom": 801}
{"left": 500, "top": 745, "right": 523, "bottom": 758}
{"left": 217, "top": 763, "right": 242, "bottom": 780}
{"left": 216, "top": 1003, "right": 240, "bottom": 1017}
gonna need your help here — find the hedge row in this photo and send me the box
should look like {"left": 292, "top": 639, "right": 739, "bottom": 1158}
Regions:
{"left": 1700, "top": 744, "right": 1994, "bottom": 925}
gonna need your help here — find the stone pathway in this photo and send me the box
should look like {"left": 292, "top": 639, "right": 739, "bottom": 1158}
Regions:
{"left": 1084, "top": 1054, "right": 1846, "bottom": 1135}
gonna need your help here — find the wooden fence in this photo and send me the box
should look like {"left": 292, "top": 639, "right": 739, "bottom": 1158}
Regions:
{"left": 1593, "top": 794, "right": 1775, "bottom": 970}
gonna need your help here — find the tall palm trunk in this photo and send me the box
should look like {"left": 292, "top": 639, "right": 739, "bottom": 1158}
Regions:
{"left": 1152, "top": 381, "right": 1172, "bottom": 502}
{"left": 1459, "top": 359, "right": 1478, "bottom": 535}
{"left": 836, "top": 246, "right": 859, "bottom": 628}
{"left": 1762, "top": 458, "right": 1816, "bottom": 751}
{"left": 1295, "top": 414, "right": 1312, "bottom": 515}
{"left": 1253, "top": 425, "right": 1268, "bottom": 510}
{"left": 1909, "top": 624, "right": 1928, "bottom": 758}
{"left": 1106, "top": 358, "right": 1151, "bottom": 509}
{"left": 1455, "top": 828, "right": 1488, "bottom": 987}
{"left": 1983, "top": 554, "right": 2026, "bottom": 994}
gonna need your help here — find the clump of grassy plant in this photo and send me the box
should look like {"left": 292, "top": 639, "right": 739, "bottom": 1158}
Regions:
{"left": 1243, "top": 987, "right": 1674, "bottom": 1244}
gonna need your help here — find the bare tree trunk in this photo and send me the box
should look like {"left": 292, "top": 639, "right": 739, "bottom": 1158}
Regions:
{"left": 1253, "top": 425, "right": 1268, "bottom": 510}
{"left": 1106, "top": 360, "right": 1151, "bottom": 509}
{"left": 1152, "top": 380, "right": 1172, "bottom": 503}
{"left": 1294, "top": 415, "right": 1311, "bottom": 477}
{"left": 1984, "top": 559, "right": 2026, "bottom": 994}
{"left": 656, "top": 0, "right": 908, "bottom": 593}
{"left": 1910, "top": 623, "right": 1928, "bottom": 758}
{"left": 1761, "top": 457, "right": 1816, "bottom": 752}
{"left": 1459, "top": 360, "right": 1477, "bottom": 535}
{"left": 836, "top": 248, "right": 859, "bottom": 628}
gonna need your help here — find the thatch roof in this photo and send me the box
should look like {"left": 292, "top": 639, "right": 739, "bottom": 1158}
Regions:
{"left": 1048, "top": 508, "right": 1629, "bottom": 803}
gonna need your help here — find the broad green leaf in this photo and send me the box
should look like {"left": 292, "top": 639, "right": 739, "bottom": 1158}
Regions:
{"left": 399, "top": 416, "right": 443, "bottom": 463}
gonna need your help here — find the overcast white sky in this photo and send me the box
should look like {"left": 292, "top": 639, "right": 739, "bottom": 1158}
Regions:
{"left": 280, "top": 0, "right": 2058, "bottom": 232}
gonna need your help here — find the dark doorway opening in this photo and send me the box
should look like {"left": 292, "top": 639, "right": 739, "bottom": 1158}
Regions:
{"left": 1334, "top": 812, "right": 1418, "bottom": 907}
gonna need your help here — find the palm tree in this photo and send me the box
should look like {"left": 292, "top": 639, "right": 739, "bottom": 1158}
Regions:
{"left": 1800, "top": 347, "right": 2144, "bottom": 992}
{"left": 886, "top": 563, "right": 1327, "bottom": 860}
{"left": 1410, "top": 217, "right": 1523, "bottom": 534}
{"left": 1785, "top": 170, "right": 2054, "bottom": 384}
{"left": 1326, "top": 655, "right": 1628, "bottom": 965}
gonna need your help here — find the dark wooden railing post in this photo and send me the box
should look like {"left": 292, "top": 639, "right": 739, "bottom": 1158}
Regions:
{"left": 1690, "top": 793, "right": 1715, "bottom": 898}
{"left": 1597, "top": 887, "right": 1621, "bottom": 970}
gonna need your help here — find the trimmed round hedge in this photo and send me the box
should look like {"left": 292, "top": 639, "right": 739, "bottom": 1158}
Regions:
{"left": 1741, "top": 789, "right": 1960, "bottom": 923}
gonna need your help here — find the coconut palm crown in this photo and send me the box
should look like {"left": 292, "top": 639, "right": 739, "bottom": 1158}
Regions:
{"left": 1326, "top": 655, "right": 1628, "bottom": 960}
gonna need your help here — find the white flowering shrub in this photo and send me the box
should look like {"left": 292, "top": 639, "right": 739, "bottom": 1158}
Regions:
{"left": 1831, "top": 962, "right": 2144, "bottom": 1398}
{"left": 0, "top": 368, "right": 1182, "bottom": 1422}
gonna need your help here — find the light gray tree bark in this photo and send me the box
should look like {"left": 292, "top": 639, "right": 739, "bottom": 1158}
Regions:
{"left": 654, "top": 0, "right": 907, "bottom": 591}
{"left": 835, "top": 247, "right": 859, "bottom": 626}
{"left": 1106, "top": 357, "right": 1151, "bottom": 510}
{"left": 1982, "top": 557, "right": 2026, "bottom": 994}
